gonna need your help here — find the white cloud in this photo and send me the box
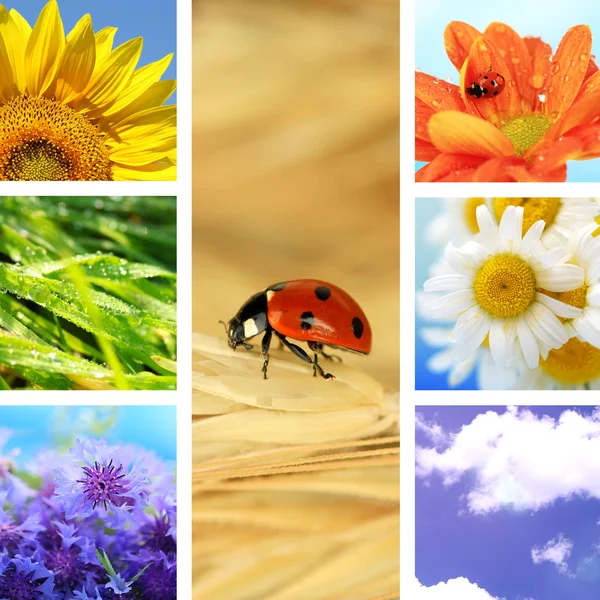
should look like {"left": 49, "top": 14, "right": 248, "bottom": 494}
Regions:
{"left": 415, "top": 577, "right": 502, "bottom": 599}
{"left": 416, "top": 412, "right": 449, "bottom": 445}
{"left": 416, "top": 407, "right": 600, "bottom": 514}
{"left": 531, "top": 534, "right": 574, "bottom": 576}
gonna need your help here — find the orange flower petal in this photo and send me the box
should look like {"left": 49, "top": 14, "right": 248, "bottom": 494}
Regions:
{"left": 416, "top": 98, "right": 435, "bottom": 141}
{"left": 585, "top": 56, "right": 599, "bottom": 79}
{"left": 416, "top": 139, "right": 440, "bottom": 161}
{"left": 461, "top": 36, "right": 521, "bottom": 124}
{"left": 529, "top": 135, "right": 583, "bottom": 172}
{"left": 428, "top": 110, "right": 515, "bottom": 158}
{"left": 483, "top": 23, "right": 535, "bottom": 112}
{"left": 545, "top": 89, "right": 600, "bottom": 141}
{"left": 545, "top": 25, "right": 592, "bottom": 119}
{"left": 523, "top": 36, "right": 553, "bottom": 112}
{"left": 576, "top": 69, "right": 600, "bottom": 100}
{"left": 471, "top": 156, "right": 566, "bottom": 182}
{"left": 415, "top": 72, "right": 465, "bottom": 113}
{"left": 415, "top": 153, "right": 485, "bottom": 182}
{"left": 559, "top": 123, "right": 600, "bottom": 161}
{"left": 444, "top": 21, "right": 482, "bottom": 71}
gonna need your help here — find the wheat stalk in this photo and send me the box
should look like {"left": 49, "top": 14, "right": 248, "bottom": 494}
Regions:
{"left": 193, "top": 333, "right": 399, "bottom": 600}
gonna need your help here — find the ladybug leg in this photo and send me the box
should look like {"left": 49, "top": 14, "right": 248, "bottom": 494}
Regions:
{"left": 307, "top": 341, "right": 342, "bottom": 363}
{"left": 312, "top": 353, "right": 335, "bottom": 380}
{"left": 275, "top": 333, "right": 334, "bottom": 379}
{"left": 261, "top": 328, "right": 272, "bottom": 380}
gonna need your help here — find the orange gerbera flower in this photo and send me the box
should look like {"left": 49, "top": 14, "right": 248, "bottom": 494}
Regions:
{"left": 416, "top": 22, "right": 600, "bottom": 182}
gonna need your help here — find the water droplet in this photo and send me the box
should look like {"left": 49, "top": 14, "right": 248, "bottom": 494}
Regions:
{"left": 580, "top": 53, "right": 588, "bottom": 61}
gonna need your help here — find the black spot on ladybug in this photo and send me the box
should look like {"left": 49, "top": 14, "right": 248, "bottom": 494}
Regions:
{"left": 494, "top": 91, "right": 498, "bottom": 95}
{"left": 483, "top": 75, "right": 488, "bottom": 80}
{"left": 482, "top": 88, "right": 488, "bottom": 94}
{"left": 315, "top": 285, "right": 331, "bottom": 301}
{"left": 269, "top": 282, "right": 286, "bottom": 291}
{"left": 300, "top": 311, "right": 314, "bottom": 330}
{"left": 351, "top": 317, "right": 364, "bottom": 339}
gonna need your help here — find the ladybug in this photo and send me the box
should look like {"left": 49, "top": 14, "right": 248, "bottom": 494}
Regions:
{"left": 223, "top": 279, "right": 372, "bottom": 379}
{"left": 466, "top": 71, "right": 506, "bottom": 98}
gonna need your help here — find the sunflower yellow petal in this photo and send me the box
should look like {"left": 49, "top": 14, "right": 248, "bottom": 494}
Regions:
{"left": 82, "top": 37, "right": 142, "bottom": 111}
{"left": 102, "top": 53, "right": 173, "bottom": 117}
{"left": 93, "top": 26, "right": 117, "bottom": 66}
{"left": 25, "top": 0, "right": 65, "bottom": 96}
{"left": 110, "top": 105, "right": 176, "bottom": 135}
{"left": 0, "top": 7, "right": 27, "bottom": 92}
{"left": 111, "top": 162, "right": 176, "bottom": 181}
{"left": 104, "top": 79, "right": 176, "bottom": 125}
{"left": 52, "top": 14, "right": 95, "bottom": 104}
{"left": 0, "top": 31, "right": 18, "bottom": 101}
{"left": 9, "top": 8, "right": 32, "bottom": 42}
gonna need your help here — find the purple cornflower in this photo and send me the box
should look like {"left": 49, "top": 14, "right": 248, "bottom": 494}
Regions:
{"left": 54, "top": 439, "right": 149, "bottom": 526}
{"left": 0, "top": 556, "right": 56, "bottom": 599}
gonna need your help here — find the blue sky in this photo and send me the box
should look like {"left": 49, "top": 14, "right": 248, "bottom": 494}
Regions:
{"left": 0, "top": 405, "right": 176, "bottom": 461}
{"left": 13, "top": 1, "right": 176, "bottom": 89}
{"left": 415, "top": 0, "right": 600, "bottom": 180}
{"left": 416, "top": 405, "right": 600, "bottom": 600}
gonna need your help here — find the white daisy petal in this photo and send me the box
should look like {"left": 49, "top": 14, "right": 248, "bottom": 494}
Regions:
{"left": 427, "top": 347, "right": 458, "bottom": 373}
{"left": 488, "top": 318, "right": 513, "bottom": 367}
{"left": 531, "top": 247, "right": 567, "bottom": 271}
{"left": 586, "top": 284, "right": 600, "bottom": 307}
{"left": 498, "top": 205, "right": 521, "bottom": 253}
{"left": 427, "top": 289, "right": 475, "bottom": 318}
{"left": 516, "top": 319, "right": 540, "bottom": 369}
{"left": 520, "top": 220, "right": 545, "bottom": 256}
{"left": 535, "top": 264, "right": 584, "bottom": 291}
{"left": 448, "top": 357, "right": 476, "bottom": 387}
{"left": 535, "top": 292, "right": 582, "bottom": 319}
{"left": 420, "top": 327, "right": 453, "bottom": 347}
{"left": 454, "top": 305, "right": 491, "bottom": 355}
{"left": 476, "top": 205, "right": 499, "bottom": 252}
{"left": 572, "top": 316, "right": 600, "bottom": 349}
{"left": 525, "top": 302, "right": 569, "bottom": 348}
{"left": 423, "top": 274, "right": 472, "bottom": 293}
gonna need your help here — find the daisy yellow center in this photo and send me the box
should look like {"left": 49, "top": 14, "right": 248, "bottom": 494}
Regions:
{"left": 464, "top": 198, "right": 485, "bottom": 233}
{"left": 540, "top": 338, "right": 600, "bottom": 385}
{"left": 0, "top": 96, "right": 112, "bottom": 181}
{"left": 492, "top": 198, "right": 561, "bottom": 234}
{"left": 474, "top": 254, "right": 536, "bottom": 318}
{"left": 499, "top": 114, "right": 552, "bottom": 157}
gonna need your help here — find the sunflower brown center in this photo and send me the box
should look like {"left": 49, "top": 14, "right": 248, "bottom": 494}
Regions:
{"left": 0, "top": 95, "right": 112, "bottom": 181}
{"left": 499, "top": 114, "right": 552, "bottom": 157}
{"left": 474, "top": 253, "right": 537, "bottom": 318}
{"left": 540, "top": 338, "right": 600, "bottom": 385}
{"left": 492, "top": 198, "right": 561, "bottom": 234}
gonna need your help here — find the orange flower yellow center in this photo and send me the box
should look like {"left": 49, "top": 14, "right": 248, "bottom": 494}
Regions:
{"left": 0, "top": 95, "right": 112, "bottom": 181}
{"left": 474, "top": 253, "right": 536, "bottom": 318}
{"left": 499, "top": 114, "right": 552, "bottom": 157}
{"left": 540, "top": 338, "right": 600, "bottom": 385}
{"left": 492, "top": 198, "right": 561, "bottom": 234}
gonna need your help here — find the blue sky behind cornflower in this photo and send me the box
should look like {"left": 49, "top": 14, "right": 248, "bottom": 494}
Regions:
{"left": 0, "top": 405, "right": 176, "bottom": 461}
{"left": 416, "top": 405, "right": 600, "bottom": 600}
{"left": 415, "top": 0, "right": 600, "bottom": 180}
{"left": 13, "top": 1, "right": 176, "bottom": 98}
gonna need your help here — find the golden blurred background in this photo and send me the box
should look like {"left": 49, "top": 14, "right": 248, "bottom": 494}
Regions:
{"left": 193, "top": 0, "right": 399, "bottom": 389}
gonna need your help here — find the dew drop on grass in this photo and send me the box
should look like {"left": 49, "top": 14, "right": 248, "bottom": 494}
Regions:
{"left": 27, "top": 285, "right": 50, "bottom": 306}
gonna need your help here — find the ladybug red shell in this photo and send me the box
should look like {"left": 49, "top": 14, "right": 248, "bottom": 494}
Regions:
{"left": 224, "top": 279, "right": 372, "bottom": 379}
{"left": 466, "top": 72, "right": 506, "bottom": 99}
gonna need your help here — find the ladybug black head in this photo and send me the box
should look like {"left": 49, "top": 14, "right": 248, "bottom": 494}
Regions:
{"left": 226, "top": 291, "right": 269, "bottom": 348}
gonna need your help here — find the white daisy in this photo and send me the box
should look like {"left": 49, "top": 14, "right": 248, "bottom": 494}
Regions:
{"left": 425, "top": 198, "right": 486, "bottom": 248}
{"left": 505, "top": 338, "right": 600, "bottom": 390}
{"left": 420, "top": 326, "right": 515, "bottom": 389}
{"left": 423, "top": 205, "right": 585, "bottom": 369}
{"left": 489, "top": 198, "right": 600, "bottom": 249}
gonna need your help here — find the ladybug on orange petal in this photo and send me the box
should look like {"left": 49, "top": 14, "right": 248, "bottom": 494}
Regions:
{"left": 223, "top": 279, "right": 372, "bottom": 379}
{"left": 466, "top": 71, "right": 506, "bottom": 99}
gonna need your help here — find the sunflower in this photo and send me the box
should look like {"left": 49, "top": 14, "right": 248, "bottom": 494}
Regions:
{"left": 416, "top": 22, "right": 600, "bottom": 182}
{"left": 0, "top": 0, "right": 176, "bottom": 181}
{"left": 423, "top": 206, "right": 585, "bottom": 369}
